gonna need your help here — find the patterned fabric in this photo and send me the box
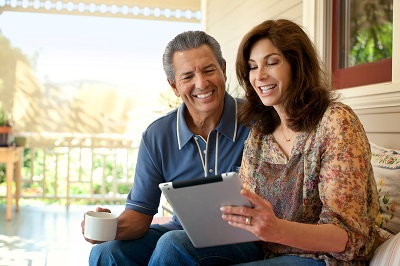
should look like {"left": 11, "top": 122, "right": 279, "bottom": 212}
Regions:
{"left": 239, "top": 102, "right": 380, "bottom": 266}
{"left": 370, "top": 142, "right": 400, "bottom": 235}
{"left": 370, "top": 232, "right": 400, "bottom": 266}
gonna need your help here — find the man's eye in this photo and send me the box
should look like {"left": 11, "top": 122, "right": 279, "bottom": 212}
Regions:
{"left": 204, "top": 69, "right": 216, "bottom": 74}
{"left": 181, "top": 75, "right": 192, "bottom": 81}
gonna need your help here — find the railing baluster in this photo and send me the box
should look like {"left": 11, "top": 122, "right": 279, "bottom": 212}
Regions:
{"left": 42, "top": 147, "right": 47, "bottom": 198}
{"left": 67, "top": 146, "right": 71, "bottom": 209}
{"left": 54, "top": 152, "right": 58, "bottom": 199}
{"left": 13, "top": 133, "right": 138, "bottom": 206}
{"left": 90, "top": 145, "right": 95, "bottom": 202}
{"left": 112, "top": 149, "right": 117, "bottom": 198}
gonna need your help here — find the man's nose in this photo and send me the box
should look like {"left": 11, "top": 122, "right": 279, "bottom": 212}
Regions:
{"left": 194, "top": 73, "right": 209, "bottom": 89}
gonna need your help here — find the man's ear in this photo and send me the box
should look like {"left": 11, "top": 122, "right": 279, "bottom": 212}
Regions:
{"left": 222, "top": 61, "right": 227, "bottom": 82}
{"left": 168, "top": 79, "right": 180, "bottom": 97}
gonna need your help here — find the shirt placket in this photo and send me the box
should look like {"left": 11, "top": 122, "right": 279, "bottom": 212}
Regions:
{"left": 205, "top": 131, "right": 217, "bottom": 176}
{"left": 194, "top": 131, "right": 217, "bottom": 177}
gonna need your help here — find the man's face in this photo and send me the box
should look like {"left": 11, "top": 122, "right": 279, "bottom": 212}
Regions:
{"left": 169, "top": 44, "right": 227, "bottom": 118}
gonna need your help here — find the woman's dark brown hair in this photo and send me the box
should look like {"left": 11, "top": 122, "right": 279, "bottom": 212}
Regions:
{"left": 236, "top": 19, "right": 337, "bottom": 134}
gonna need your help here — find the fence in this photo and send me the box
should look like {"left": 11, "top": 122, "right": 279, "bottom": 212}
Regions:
{"left": 14, "top": 132, "right": 140, "bottom": 208}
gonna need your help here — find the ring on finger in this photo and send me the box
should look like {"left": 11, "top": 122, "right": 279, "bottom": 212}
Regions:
{"left": 245, "top": 216, "right": 252, "bottom": 226}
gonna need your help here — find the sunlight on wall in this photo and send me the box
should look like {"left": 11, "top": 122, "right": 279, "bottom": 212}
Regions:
{"left": 0, "top": 11, "right": 202, "bottom": 136}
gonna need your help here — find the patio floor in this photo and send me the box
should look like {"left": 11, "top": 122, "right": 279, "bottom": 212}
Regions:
{"left": 0, "top": 203, "right": 169, "bottom": 266}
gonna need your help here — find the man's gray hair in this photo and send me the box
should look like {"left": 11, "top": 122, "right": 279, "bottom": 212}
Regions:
{"left": 162, "top": 31, "right": 226, "bottom": 83}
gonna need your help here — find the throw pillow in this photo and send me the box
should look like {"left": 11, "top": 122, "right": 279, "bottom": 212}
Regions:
{"left": 370, "top": 142, "right": 400, "bottom": 235}
{"left": 370, "top": 232, "right": 400, "bottom": 266}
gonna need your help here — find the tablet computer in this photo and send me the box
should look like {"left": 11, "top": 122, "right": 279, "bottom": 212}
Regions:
{"left": 158, "top": 172, "right": 260, "bottom": 248}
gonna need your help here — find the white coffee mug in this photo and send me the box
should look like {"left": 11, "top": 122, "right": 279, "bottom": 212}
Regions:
{"left": 84, "top": 211, "right": 118, "bottom": 241}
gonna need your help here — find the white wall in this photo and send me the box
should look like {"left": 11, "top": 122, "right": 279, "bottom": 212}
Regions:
{"left": 202, "top": 0, "right": 302, "bottom": 87}
{"left": 203, "top": 0, "right": 400, "bottom": 149}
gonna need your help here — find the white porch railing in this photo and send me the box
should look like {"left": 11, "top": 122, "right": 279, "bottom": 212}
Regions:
{"left": 18, "top": 132, "right": 140, "bottom": 208}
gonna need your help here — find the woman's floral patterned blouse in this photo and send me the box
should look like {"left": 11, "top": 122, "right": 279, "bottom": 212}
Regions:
{"left": 239, "top": 102, "right": 380, "bottom": 265}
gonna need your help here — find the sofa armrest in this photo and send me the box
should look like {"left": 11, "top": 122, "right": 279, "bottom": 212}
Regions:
{"left": 370, "top": 232, "right": 400, "bottom": 266}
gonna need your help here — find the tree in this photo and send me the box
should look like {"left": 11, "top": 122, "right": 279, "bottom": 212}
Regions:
{"left": 0, "top": 31, "right": 31, "bottom": 111}
{"left": 349, "top": 0, "right": 393, "bottom": 66}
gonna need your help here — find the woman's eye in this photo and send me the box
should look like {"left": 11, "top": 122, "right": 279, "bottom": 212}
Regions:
{"left": 266, "top": 59, "right": 280, "bottom": 67}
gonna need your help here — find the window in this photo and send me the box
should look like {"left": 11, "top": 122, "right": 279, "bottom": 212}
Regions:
{"left": 332, "top": 0, "right": 393, "bottom": 89}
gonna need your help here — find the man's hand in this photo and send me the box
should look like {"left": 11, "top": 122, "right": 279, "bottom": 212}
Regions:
{"left": 81, "top": 207, "right": 112, "bottom": 244}
{"left": 81, "top": 207, "right": 153, "bottom": 244}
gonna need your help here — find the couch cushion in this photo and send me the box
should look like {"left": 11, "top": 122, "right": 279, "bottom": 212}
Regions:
{"left": 370, "top": 143, "right": 400, "bottom": 235}
{"left": 370, "top": 232, "right": 400, "bottom": 266}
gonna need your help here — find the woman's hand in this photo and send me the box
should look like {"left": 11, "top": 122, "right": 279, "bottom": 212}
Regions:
{"left": 220, "top": 188, "right": 282, "bottom": 242}
{"left": 221, "top": 189, "right": 349, "bottom": 252}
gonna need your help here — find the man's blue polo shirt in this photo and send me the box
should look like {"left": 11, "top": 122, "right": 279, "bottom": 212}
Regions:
{"left": 125, "top": 93, "right": 250, "bottom": 229}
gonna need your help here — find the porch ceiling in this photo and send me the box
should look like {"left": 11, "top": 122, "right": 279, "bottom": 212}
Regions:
{"left": 0, "top": 0, "right": 201, "bottom": 22}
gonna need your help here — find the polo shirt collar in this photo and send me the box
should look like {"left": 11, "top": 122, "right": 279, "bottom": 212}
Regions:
{"left": 176, "top": 93, "right": 238, "bottom": 149}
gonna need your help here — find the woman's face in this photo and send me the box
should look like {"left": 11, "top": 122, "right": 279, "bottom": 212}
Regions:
{"left": 248, "top": 38, "right": 291, "bottom": 108}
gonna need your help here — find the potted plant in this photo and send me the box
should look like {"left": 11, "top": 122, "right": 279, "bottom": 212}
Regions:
{"left": 0, "top": 102, "right": 13, "bottom": 146}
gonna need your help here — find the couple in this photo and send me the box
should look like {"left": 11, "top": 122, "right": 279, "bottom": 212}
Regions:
{"left": 81, "top": 19, "right": 380, "bottom": 265}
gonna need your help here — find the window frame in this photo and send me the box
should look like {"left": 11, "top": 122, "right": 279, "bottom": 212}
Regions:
{"left": 331, "top": 0, "right": 392, "bottom": 89}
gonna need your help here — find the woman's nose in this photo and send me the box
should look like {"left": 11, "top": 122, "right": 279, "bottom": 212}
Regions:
{"left": 256, "top": 67, "right": 268, "bottom": 80}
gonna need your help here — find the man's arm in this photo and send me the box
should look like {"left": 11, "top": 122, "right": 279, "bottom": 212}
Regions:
{"left": 116, "top": 209, "right": 153, "bottom": 240}
{"left": 82, "top": 207, "right": 153, "bottom": 244}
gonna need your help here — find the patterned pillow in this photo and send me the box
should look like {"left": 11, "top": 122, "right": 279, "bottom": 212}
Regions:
{"left": 370, "top": 142, "right": 400, "bottom": 235}
{"left": 370, "top": 232, "right": 400, "bottom": 266}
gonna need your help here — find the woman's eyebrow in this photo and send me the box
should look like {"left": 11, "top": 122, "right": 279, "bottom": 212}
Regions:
{"left": 249, "top": 52, "right": 281, "bottom": 62}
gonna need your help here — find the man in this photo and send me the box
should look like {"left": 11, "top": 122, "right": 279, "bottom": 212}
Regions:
{"left": 81, "top": 30, "right": 250, "bottom": 265}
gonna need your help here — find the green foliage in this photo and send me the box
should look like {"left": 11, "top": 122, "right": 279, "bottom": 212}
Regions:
{"left": 8, "top": 146, "right": 135, "bottom": 205}
{"left": 0, "top": 164, "right": 5, "bottom": 184}
{"left": 0, "top": 102, "right": 12, "bottom": 126}
{"left": 350, "top": 22, "right": 392, "bottom": 65}
{"left": 348, "top": 0, "right": 392, "bottom": 67}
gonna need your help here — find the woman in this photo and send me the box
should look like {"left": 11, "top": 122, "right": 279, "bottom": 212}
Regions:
{"left": 149, "top": 19, "right": 381, "bottom": 266}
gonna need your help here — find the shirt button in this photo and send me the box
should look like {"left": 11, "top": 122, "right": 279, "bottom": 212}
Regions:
{"left": 209, "top": 169, "right": 213, "bottom": 173}
{"left": 203, "top": 150, "right": 206, "bottom": 154}
{"left": 194, "top": 136, "right": 198, "bottom": 140}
